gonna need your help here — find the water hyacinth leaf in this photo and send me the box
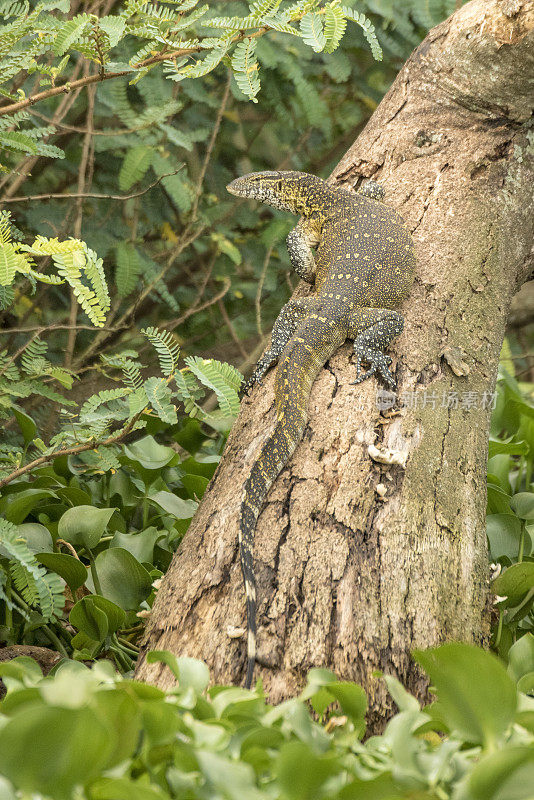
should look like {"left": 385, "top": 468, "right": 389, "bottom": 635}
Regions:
{"left": 149, "top": 489, "right": 197, "bottom": 519}
{"left": 492, "top": 562, "right": 534, "bottom": 605}
{"left": 276, "top": 741, "right": 341, "bottom": 800}
{"left": 508, "top": 634, "right": 534, "bottom": 682}
{"left": 70, "top": 596, "right": 111, "bottom": 641}
{"left": 11, "top": 407, "right": 37, "bottom": 444}
{"left": 414, "top": 643, "right": 517, "bottom": 748}
{"left": 486, "top": 514, "right": 524, "bottom": 561}
{"left": 91, "top": 689, "right": 141, "bottom": 768}
{"left": 110, "top": 527, "right": 164, "bottom": 563}
{"left": 57, "top": 506, "right": 115, "bottom": 549}
{"left": 0, "top": 705, "right": 112, "bottom": 799}
{"left": 468, "top": 746, "right": 534, "bottom": 800}
{"left": 511, "top": 492, "right": 534, "bottom": 520}
{"left": 88, "top": 776, "right": 168, "bottom": 799}
{"left": 123, "top": 435, "right": 177, "bottom": 469}
{"left": 17, "top": 522, "right": 53, "bottom": 554}
{"left": 146, "top": 651, "right": 209, "bottom": 692}
{"left": 37, "top": 552, "right": 88, "bottom": 593}
{"left": 94, "top": 548, "right": 152, "bottom": 610}
{"left": 3, "top": 489, "right": 58, "bottom": 525}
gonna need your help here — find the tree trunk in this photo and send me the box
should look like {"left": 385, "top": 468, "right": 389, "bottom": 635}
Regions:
{"left": 136, "top": 0, "right": 534, "bottom": 728}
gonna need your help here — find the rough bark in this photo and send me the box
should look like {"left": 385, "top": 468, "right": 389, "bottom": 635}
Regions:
{"left": 136, "top": 0, "right": 534, "bottom": 727}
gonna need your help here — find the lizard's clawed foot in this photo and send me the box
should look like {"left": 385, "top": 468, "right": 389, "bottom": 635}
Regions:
{"left": 239, "top": 377, "right": 262, "bottom": 400}
{"left": 351, "top": 350, "right": 396, "bottom": 390}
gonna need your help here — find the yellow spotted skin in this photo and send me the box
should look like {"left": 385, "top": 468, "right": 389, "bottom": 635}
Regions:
{"left": 226, "top": 171, "right": 416, "bottom": 688}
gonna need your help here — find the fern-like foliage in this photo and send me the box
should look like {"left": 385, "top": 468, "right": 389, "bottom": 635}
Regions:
{"left": 232, "top": 38, "right": 260, "bottom": 102}
{"left": 142, "top": 327, "right": 180, "bottom": 376}
{"left": 0, "top": 518, "right": 64, "bottom": 621}
{"left": 184, "top": 356, "right": 241, "bottom": 417}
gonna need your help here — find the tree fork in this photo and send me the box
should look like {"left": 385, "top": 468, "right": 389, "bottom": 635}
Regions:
{"left": 136, "top": 0, "right": 534, "bottom": 727}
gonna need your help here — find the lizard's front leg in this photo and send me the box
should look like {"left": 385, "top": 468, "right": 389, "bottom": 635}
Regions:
{"left": 346, "top": 307, "right": 404, "bottom": 390}
{"left": 239, "top": 296, "right": 319, "bottom": 398}
{"left": 286, "top": 218, "right": 321, "bottom": 284}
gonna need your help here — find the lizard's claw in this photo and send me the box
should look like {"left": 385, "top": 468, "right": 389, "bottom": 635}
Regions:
{"left": 238, "top": 377, "right": 262, "bottom": 400}
{"left": 351, "top": 349, "right": 396, "bottom": 390}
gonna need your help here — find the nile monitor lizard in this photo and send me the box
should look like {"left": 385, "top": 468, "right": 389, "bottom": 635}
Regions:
{"left": 226, "top": 170, "right": 416, "bottom": 688}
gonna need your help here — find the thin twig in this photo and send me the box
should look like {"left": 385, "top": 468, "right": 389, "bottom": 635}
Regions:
{"left": 0, "top": 27, "right": 271, "bottom": 117}
{"left": 65, "top": 75, "right": 95, "bottom": 369}
{"left": 190, "top": 70, "right": 232, "bottom": 222}
{"left": 2, "top": 168, "right": 184, "bottom": 203}
{"left": 218, "top": 296, "right": 248, "bottom": 360}
{"left": 0, "top": 323, "right": 125, "bottom": 334}
{"left": 163, "top": 277, "right": 231, "bottom": 332}
{"left": 0, "top": 414, "right": 142, "bottom": 490}
{"left": 255, "top": 245, "right": 273, "bottom": 337}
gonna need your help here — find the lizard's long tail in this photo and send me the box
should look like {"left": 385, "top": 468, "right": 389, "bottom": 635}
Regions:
{"left": 240, "top": 316, "right": 344, "bottom": 688}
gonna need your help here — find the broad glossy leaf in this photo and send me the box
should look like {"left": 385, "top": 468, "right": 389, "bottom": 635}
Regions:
{"left": 276, "top": 741, "right": 340, "bottom": 800}
{"left": 486, "top": 514, "right": 524, "bottom": 561}
{"left": 492, "top": 563, "right": 534, "bottom": 605}
{"left": 414, "top": 643, "right": 516, "bottom": 748}
{"left": 58, "top": 505, "right": 115, "bottom": 549}
{"left": 92, "top": 689, "right": 141, "bottom": 767}
{"left": 149, "top": 489, "right": 197, "bottom": 519}
{"left": 511, "top": 493, "right": 534, "bottom": 520}
{"left": 469, "top": 746, "right": 534, "bottom": 800}
{"left": 3, "top": 489, "right": 58, "bottom": 525}
{"left": 17, "top": 522, "right": 53, "bottom": 553}
{"left": 146, "top": 651, "right": 209, "bottom": 692}
{"left": 70, "top": 595, "right": 125, "bottom": 640}
{"left": 110, "top": 527, "right": 164, "bottom": 563}
{"left": 37, "top": 552, "right": 88, "bottom": 592}
{"left": 0, "top": 705, "right": 112, "bottom": 799}
{"left": 88, "top": 776, "right": 167, "bottom": 800}
{"left": 12, "top": 407, "right": 37, "bottom": 445}
{"left": 508, "top": 634, "right": 534, "bottom": 683}
{"left": 123, "top": 436, "right": 177, "bottom": 469}
{"left": 94, "top": 548, "right": 152, "bottom": 610}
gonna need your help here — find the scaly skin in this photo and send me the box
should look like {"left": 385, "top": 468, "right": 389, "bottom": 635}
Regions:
{"left": 226, "top": 171, "right": 416, "bottom": 688}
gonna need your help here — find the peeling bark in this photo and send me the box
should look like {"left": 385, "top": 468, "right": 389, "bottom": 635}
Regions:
{"left": 136, "top": 0, "right": 534, "bottom": 728}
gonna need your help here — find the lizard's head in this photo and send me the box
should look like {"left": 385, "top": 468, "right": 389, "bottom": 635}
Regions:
{"left": 227, "top": 170, "right": 320, "bottom": 214}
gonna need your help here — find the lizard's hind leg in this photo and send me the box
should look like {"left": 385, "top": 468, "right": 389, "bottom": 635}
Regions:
{"left": 347, "top": 307, "right": 404, "bottom": 390}
{"left": 239, "top": 296, "right": 319, "bottom": 398}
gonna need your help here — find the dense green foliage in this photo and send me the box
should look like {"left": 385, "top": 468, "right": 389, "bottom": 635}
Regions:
{"left": 0, "top": 642, "right": 533, "bottom": 799}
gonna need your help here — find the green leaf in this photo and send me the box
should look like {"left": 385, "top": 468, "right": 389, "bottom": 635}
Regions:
{"left": 300, "top": 13, "right": 326, "bottom": 52}
{"left": 57, "top": 506, "right": 115, "bottom": 549}
{"left": 276, "top": 741, "right": 340, "bottom": 800}
{"left": 17, "top": 522, "right": 53, "bottom": 554}
{"left": 3, "top": 489, "right": 57, "bottom": 525}
{"left": 52, "top": 14, "right": 89, "bottom": 56}
{"left": 414, "top": 643, "right": 517, "bottom": 748}
{"left": 123, "top": 435, "right": 176, "bottom": 469}
{"left": 70, "top": 595, "right": 125, "bottom": 640}
{"left": 492, "top": 563, "right": 534, "bottom": 605}
{"left": 93, "top": 548, "right": 152, "bottom": 610}
{"left": 469, "top": 747, "right": 534, "bottom": 800}
{"left": 119, "top": 146, "right": 153, "bottom": 191}
{"left": 149, "top": 489, "right": 197, "bottom": 519}
{"left": 511, "top": 493, "right": 534, "bottom": 520}
{"left": 486, "top": 514, "right": 523, "bottom": 561}
{"left": 508, "top": 633, "right": 534, "bottom": 683}
{"left": 323, "top": 3, "right": 346, "bottom": 54}
{"left": 12, "top": 407, "right": 37, "bottom": 444}
{"left": 0, "top": 705, "right": 112, "bottom": 799}
{"left": 115, "top": 242, "right": 141, "bottom": 298}
{"left": 111, "top": 527, "right": 164, "bottom": 563}
{"left": 146, "top": 651, "right": 210, "bottom": 692}
{"left": 37, "top": 552, "right": 88, "bottom": 593}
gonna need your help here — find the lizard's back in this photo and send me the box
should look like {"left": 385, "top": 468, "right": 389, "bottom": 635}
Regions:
{"left": 314, "top": 192, "right": 415, "bottom": 308}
